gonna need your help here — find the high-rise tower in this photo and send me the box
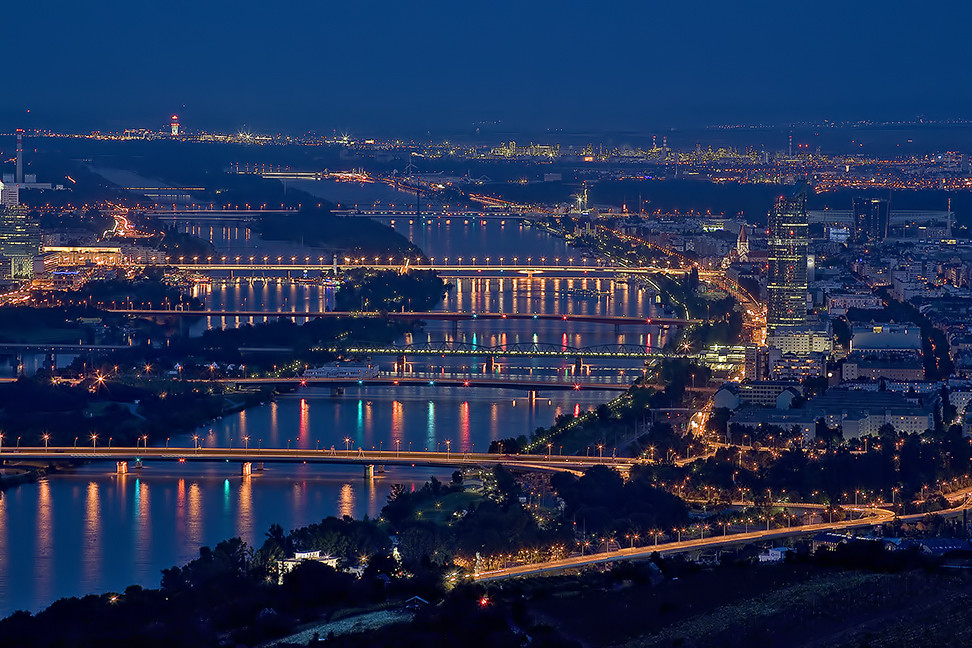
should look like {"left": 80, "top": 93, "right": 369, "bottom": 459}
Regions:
{"left": 15, "top": 129, "right": 23, "bottom": 184}
{"left": 766, "top": 184, "right": 809, "bottom": 332}
{"left": 852, "top": 197, "right": 889, "bottom": 243}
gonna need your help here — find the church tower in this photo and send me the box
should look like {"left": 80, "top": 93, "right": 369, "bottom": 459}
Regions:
{"left": 736, "top": 223, "right": 749, "bottom": 261}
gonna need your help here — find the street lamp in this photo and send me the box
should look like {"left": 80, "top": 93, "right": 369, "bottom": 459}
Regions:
{"left": 445, "top": 439, "right": 451, "bottom": 459}
{"left": 43, "top": 433, "right": 50, "bottom": 452}
{"left": 345, "top": 437, "right": 351, "bottom": 455}
{"left": 91, "top": 434, "right": 97, "bottom": 450}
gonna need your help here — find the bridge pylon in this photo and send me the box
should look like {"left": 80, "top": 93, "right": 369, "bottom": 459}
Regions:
{"left": 363, "top": 464, "right": 375, "bottom": 479}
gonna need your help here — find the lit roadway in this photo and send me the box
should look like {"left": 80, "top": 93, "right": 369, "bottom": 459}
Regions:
{"left": 474, "top": 495, "right": 972, "bottom": 582}
{"left": 142, "top": 262, "right": 700, "bottom": 279}
{"left": 207, "top": 376, "right": 631, "bottom": 391}
{"left": 107, "top": 309, "right": 697, "bottom": 327}
{"left": 0, "top": 446, "right": 633, "bottom": 472}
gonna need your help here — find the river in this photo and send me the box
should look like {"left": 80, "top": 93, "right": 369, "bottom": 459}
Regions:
{"left": 0, "top": 197, "right": 653, "bottom": 615}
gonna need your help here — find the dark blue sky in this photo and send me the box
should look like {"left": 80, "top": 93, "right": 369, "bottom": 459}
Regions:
{"left": 4, "top": 0, "right": 970, "bottom": 135}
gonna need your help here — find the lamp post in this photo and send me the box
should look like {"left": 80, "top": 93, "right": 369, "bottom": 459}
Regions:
{"left": 91, "top": 434, "right": 97, "bottom": 450}
{"left": 345, "top": 437, "right": 351, "bottom": 456}
{"left": 43, "top": 433, "right": 50, "bottom": 452}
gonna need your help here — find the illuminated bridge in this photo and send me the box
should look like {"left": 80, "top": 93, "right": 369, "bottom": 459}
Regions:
{"left": 131, "top": 260, "right": 699, "bottom": 279}
{"left": 109, "top": 309, "right": 697, "bottom": 328}
{"left": 323, "top": 341, "right": 671, "bottom": 360}
{"left": 205, "top": 375, "right": 632, "bottom": 392}
{"left": 0, "top": 446, "right": 635, "bottom": 476}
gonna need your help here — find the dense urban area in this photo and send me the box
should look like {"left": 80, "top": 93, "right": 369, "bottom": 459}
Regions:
{"left": 3, "top": 117, "right": 972, "bottom": 647}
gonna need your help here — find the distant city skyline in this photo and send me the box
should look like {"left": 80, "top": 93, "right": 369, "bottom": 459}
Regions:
{"left": 3, "top": 1, "right": 971, "bottom": 135}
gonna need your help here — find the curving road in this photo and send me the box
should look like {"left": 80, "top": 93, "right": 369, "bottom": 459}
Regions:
{"left": 473, "top": 494, "right": 972, "bottom": 582}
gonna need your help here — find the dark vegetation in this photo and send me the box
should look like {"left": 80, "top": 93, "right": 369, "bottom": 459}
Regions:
{"left": 645, "top": 420, "right": 972, "bottom": 507}
{"left": 256, "top": 206, "right": 427, "bottom": 260}
{"left": 0, "top": 306, "right": 113, "bottom": 344}
{"left": 39, "top": 278, "right": 202, "bottom": 310}
{"left": 0, "top": 376, "right": 267, "bottom": 447}
{"left": 654, "top": 274, "right": 744, "bottom": 348}
{"left": 551, "top": 465, "right": 690, "bottom": 538}
{"left": 38, "top": 207, "right": 113, "bottom": 235}
{"left": 384, "top": 469, "right": 567, "bottom": 566}
{"left": 335, "top": 269, "right": 448, "bottom": 312}
{"left": 76, "top": 313, "right": 415, "bottom": 378}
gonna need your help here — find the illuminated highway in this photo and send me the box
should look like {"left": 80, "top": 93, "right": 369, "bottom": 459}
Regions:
{"left": 0, "top": 445, "right": 634, "bottom": 471}
{"left": 108, "top": 309, "right": 697, "bottom": 327}
{"left": 138, "top": 263, "right": 698, "bottom": 279}
{"left": 204, "top": 375, "right": 632, "bottom": 391}
{"left": 474, "top": 495, "right": 972, "bottom": 582}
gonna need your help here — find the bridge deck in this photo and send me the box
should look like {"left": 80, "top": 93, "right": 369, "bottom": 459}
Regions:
{"left": 109, "top": 309, "right": 696, "bottom": 326}
{"left": 0, "top": 447, "right": 632, "bottom": 470}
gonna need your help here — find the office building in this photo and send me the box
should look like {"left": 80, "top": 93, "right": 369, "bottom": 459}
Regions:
{"left": 15, "top": 129, "right": 23, "bottom": 184}
{"left": 767, "top": 184, "right": 809, "bottom": 332}
{"left": 0, "top": 206, "right": 40, "bottom": 279}
{"left": 0, "top": 181, "right": 18, "bottom": 209}
{"left": 852, "top": 197, "right": 889, "bottom": 244}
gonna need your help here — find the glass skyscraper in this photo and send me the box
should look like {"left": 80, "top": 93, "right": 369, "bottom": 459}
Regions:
{"left": 766, "top": 185, "right": 808, "bottom": 332}
{"left": 0, "top": 206, "right": 40, "bottom": 279}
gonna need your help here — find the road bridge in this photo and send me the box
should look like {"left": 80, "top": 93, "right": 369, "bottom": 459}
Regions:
{"left": 136, "top": 261, "right": 698, "bottom": 278}
{"left": 323, "top": 341, "right": 669, "bottom": 360}
{"left": 108, "top": 309, "right": 697, "bottom": 327}
{"left": 0, "top": 343, "right": 132, "bottom": 352}
{"left": 206, "top": 375, "right": 632, "bottom": 392}
{"left": 0, "top": 446, "right": 635, "bottom": 473}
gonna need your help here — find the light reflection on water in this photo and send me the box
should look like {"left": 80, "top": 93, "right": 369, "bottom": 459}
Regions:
{"left": 0, "top": 215, "right": 656, "bottom": 615}
{"left": 0, "top": 464, "right": 447, "bottom": 616}
{"left": 197, "top": 388, "right": 613, "bottom": 455}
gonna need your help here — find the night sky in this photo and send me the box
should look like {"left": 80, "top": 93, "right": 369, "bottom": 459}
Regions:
{"left": 4, "top": 0, "right": 970, "bottom": 135}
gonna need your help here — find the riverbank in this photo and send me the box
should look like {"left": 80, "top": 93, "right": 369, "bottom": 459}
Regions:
{"left": 0, "top": 465, "right": 44, "bottom": 491}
